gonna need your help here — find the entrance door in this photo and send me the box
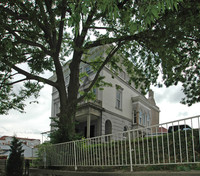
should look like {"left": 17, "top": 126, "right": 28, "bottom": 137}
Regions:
{"left": 84, "top": 125, "right": 95, "bottom": 138}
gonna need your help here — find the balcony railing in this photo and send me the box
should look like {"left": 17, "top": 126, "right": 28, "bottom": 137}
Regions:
{"left": 78, "top": 99, "right": 102, "bottom": 107}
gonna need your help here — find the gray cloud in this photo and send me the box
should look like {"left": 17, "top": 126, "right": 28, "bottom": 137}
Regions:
{"left": 0, "top": 84, "right": 51, "bottom": 141}
{"left": 153, "top": 84, "right": 185, "bottom": 104}
{"left": 177, "top": 112, "right": 189, "bottom": 117}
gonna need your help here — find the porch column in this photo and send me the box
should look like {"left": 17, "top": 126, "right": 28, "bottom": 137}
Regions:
{"left": 87, "top": 113, "right": 91, "bottom": 138}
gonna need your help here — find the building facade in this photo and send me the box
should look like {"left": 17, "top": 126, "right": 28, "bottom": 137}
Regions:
{"left": 50, "top": 46, "right": 160, "bottom": 138}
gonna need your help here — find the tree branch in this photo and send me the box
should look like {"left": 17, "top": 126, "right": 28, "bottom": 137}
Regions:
{"left": 184, "top": 36, "right": 200, "bottom": 43}
{"left": 89, "top": 26, "right": 114, "bottom": 30}
{"left": 2, "top": 59, "right": 57, "bottom": 87}
{"left": 0, "top": 5, "right": 28, "bottom": 20}
{"left": 80, "top": 59, "right": 103, "bottom": 65}
{"left": 16, "top": 1, "right": 54, "bottom": 49}
{"left": 1, "top": 3, "right": 51, "bottom": 44}
{"left": 77, "top": 42, "right": 122, "bottom": 103}
{"left": 84, "top": 34, "right": 139, "bottom": 49}
{"left": 0, "top": 72, "right": 10, "bottom": 89}
{"left": 5, "top": 26, "right": 51, "bottom": 55}
{"left": 79, "top": 2, "right": 97, "bottom": 45}
{"left": 12, "top": 65, "right": 56, "bottom": 87}
{"left": 80, "top": 59, "right": 103, "bottom": 70}
{"left": 36, "top": 1, "right": 52, "bottom": 38}
{"left": 6, "top": 78, "right": 29, "bottom": 86}
{"left": 56, "top": 0, "right": 67, "bottom": 55}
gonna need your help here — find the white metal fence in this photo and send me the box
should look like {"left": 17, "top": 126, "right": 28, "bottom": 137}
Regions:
{"left": 43, "top": 115, "right": 200, "bottom": 171}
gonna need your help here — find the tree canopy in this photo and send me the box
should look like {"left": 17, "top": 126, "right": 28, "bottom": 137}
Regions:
{"left": 0, "top": 0, "right": 199, "bottom": 142}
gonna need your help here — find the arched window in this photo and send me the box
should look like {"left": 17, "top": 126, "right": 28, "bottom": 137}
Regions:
{"left": 123, "top": 126, "right": 128, "bottom": 132}
{"left": 105, "top": 120, "right": 112, "bottom": 135}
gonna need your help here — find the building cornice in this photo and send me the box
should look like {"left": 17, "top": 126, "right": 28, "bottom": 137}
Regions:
{"left": 104, "top": 109, "right": 132, "bottom": 123}
{"left": 132, "top": 96, "right": 160, "bottom": 112}
{"left": 78, "top": 100, "right": 104, "bottom": 111}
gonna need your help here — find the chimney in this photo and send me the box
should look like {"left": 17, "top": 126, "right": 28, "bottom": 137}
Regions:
{"left": 148, "top": 89, "right": 156, "bottom": 105}
{"left": 149, "top": 89, "right": 154, "bottom": 99}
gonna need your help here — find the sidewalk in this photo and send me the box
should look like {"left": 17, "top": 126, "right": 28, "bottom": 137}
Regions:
{"left": 30, "top": 168, "right": 200, "bottom": 176}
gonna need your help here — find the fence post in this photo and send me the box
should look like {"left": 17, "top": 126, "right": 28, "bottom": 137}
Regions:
{"left": 74, "top": 141, "right": 77, "bottom": 171}
{"left": 128, "top": 131, "right": 133, "bottom": 172}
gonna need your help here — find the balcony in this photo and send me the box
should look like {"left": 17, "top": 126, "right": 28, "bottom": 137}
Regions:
{"left": 78, "top": 99, "right": 102, "bottom": 107}
{"left": 76, "top": 99, "right": 103, "bottom": 122}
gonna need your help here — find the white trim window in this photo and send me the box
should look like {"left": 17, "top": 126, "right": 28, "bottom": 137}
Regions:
{"left": 143, "top": 112, "right": 146, "bottom": 126}
{"left": 116, "top": 89, "right": 122, "bottom": 110}
{"left": 147, "top": 113, "right": 150, "bottom": 126}
{"left": 85, "top": 65, "right": 92, "bottom": 74}
{"left": 54, "top": 101, "right": 60, "bottom": 117}
{"left": 139, "top": 110, "right": 142, "bottom": 125}
{"left": 93, "top": 88, "right": 97, "bottom": 97}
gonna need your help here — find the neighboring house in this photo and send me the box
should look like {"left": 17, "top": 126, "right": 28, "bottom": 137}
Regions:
{"left": 158, "top": 127, "right": 168, "bottom": 134}
{"left": 0, "top": 145, "right": 10, "bottom": 159}
{"left": 0, "top": 136, "right": 40, "bottom": 159}
{"left": 50, "top": 45, "right": 160, "bottom": 138}
{"left": 147, "top": 127, "right": 168, "bottom": 137}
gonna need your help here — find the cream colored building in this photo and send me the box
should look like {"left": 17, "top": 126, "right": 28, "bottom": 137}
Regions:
{"left": 50, "top": 46, "right": 160, "bottom": 138}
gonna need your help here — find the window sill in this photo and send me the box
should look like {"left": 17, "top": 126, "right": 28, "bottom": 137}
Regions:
{"left": 115, "top": 107, "right": 122, "bottom": 111}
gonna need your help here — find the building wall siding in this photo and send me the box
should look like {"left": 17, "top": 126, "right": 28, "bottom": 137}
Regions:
{"left": 102, "top": 69, "right": 138, "bottom": 121}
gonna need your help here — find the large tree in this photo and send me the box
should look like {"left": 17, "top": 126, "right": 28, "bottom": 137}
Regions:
{"left": 0, "top": 0, "right": 199, "bottom": 142}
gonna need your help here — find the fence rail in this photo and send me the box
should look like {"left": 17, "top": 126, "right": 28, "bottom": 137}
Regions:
{"left": 44, "top": 115, "right": 200, "bottom": 171}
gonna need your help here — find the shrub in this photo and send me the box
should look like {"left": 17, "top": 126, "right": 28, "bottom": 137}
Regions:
{"left": 6, "top": 137, "right": 24, "bottom": 176}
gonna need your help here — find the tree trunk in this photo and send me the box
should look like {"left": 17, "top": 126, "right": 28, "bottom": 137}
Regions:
{"left": 52, "top": 50, "right": 82, "bottom": 143}
{"left": 58, "top": 103, "right": 77, "bottom": 142}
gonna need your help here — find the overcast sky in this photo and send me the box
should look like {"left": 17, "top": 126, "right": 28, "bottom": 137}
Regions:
{"left": 0, "top": 80, "right": 199, "bottom": 143}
